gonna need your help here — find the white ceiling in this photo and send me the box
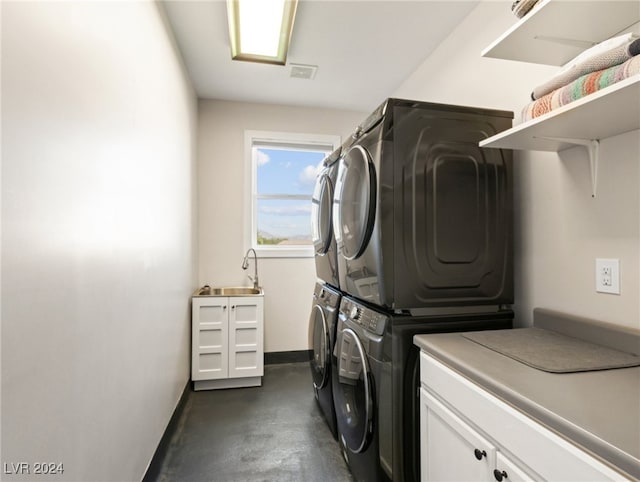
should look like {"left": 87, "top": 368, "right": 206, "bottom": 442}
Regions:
{"left": 162, "top": 0, "right": 479, "bottom": 112}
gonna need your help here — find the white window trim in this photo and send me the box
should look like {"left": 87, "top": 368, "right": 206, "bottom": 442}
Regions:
{"left": 244, "top": 130, "right": 341, "bottom": 258}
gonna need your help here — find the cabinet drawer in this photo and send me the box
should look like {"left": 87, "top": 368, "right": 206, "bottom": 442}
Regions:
{"left": 420, "top": 352, "right": 627, "bottom": 481}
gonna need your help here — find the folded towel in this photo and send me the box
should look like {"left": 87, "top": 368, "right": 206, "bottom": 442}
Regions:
{"left": 511, "top": 0, "right": 540, "bottom": 19}
{"left": 522, "top": 54, "right": 640, "bottom": 121}
{"left": 532, "top": 37, "right": 640, "bottom": 99}
{"left": 557, "top": 32, "right": 638, "bottom": 75}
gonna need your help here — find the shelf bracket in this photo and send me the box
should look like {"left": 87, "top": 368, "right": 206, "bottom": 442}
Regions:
{"left": 535, "top": 136, "right": 600, "bottom": 198}
{"left": 533, "top": 35, "right": 596, "bottom": 49}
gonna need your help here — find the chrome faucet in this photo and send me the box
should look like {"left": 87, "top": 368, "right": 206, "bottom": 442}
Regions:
{"left": 241, "top": 248, "right": 259, "bottom": 290}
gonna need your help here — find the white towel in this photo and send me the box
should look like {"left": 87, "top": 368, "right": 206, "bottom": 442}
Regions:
{"left": 531, "top": 37, "right": 640, "bottom": 99}
{"left": 558, "top": 32, "right": 638, "bottom": 75}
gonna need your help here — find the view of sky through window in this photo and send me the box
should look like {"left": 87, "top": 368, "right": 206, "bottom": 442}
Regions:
{"left": 255, "top": 147, "right": 327, "bottom": 245}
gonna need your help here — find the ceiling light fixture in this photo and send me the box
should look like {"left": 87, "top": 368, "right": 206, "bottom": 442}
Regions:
{"left": 227, "top": 0, "right": 298, "bottom": 65}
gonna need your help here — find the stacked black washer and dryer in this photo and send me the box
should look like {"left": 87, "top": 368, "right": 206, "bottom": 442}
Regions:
{"left": 309, "top": 98, "right": 515, "bottom": 482}
{"left": 308, "top": 146, "right": 343, "bottom": 440}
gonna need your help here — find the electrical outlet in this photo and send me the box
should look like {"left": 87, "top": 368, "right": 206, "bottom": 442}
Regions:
{"left": 595, "top": 258, "right": 620, "bottom": 294}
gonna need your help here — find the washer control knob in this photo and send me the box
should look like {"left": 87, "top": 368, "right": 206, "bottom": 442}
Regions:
{"left": 350, "top": 306, "right": 359, "bottom": 319}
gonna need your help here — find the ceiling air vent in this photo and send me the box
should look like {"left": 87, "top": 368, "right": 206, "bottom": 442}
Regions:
{"left": 290, "top": 63, "right": 317, "bottom": 80}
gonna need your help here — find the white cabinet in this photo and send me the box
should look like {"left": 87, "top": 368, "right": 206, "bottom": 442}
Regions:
{"left": 420, "top": 388, "right": 498, "bottom": 482}
{"left": 419, "top": 352, "right": 628, "bottom": 481}
{"left": 191, "top": 295, "right": 264, "bottom": 390}
{"left": 420, "top": 387, "right": 540, "bottom": 482}
{"left": 496, "top": 452, "right": 537, "bottom": 482}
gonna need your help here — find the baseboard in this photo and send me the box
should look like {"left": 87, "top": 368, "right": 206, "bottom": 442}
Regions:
{"left": 264, "top": 349, "right": 312, "bottom": 365}
{"left": 142, "top": 380, "right": 190, "bottom": 482}
{"left": 193, "top": 376, "right": 261, "bottom": 391}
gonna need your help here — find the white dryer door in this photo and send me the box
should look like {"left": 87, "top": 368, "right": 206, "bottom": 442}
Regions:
{"left": 333, "top": 145, "right": 376, "bottom": 260}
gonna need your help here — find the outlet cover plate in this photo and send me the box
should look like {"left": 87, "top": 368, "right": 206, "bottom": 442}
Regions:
{"left": 595, "top": 258, "right": 620, "bottom": 294}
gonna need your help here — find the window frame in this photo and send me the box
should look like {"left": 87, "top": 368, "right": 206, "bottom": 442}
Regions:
{"left": 244, "top": 130, "right": 341, "bottom": 258}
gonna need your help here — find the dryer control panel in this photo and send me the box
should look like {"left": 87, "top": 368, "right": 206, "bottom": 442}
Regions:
{"left": 313, "top": 283, "right": 341, "bottom": 309}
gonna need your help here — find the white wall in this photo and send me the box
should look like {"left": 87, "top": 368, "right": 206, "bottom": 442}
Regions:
{"left": 394, "top": 1, "right": 640, "bottom": 329}
{"left": 198, "top": 100, "right": 366, "bottom": 352}
{"left": 1, "top": 2, "right": 197, "bottom": 481}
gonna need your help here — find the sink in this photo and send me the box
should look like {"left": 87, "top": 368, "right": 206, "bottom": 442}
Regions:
{"left": 193, "top": 286, "right": 263, "bottom": 297}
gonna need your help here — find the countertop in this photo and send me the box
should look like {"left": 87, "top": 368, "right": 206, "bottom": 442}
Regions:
{"left": 414, "top": 320, "right": 640, "bottom": 479}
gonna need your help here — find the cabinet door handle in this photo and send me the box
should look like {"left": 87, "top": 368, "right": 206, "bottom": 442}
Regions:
{"left": 473, "top": 449, "right": 486, "bottom": 460}
{"left": 223, "top": 305, "right": 227, "bottom": 310}
{"left": 493, "top": 469, "right": 508, "bottom": 481}
{"left": 231, "top": 305, "right": 235, "bottom": 309}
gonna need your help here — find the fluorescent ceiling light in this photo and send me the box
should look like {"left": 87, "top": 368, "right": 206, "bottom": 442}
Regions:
{"left": 227, "top": 0, "right": 298, "bottom": 65}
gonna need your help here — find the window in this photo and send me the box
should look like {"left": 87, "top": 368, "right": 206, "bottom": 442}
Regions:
{"left": 245, "top": 130, "right": 340, "bottom": 257}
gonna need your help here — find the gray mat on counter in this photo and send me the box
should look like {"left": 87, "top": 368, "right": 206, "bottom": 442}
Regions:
{"left": 463, "top": 327, "right": 640, "bottom": 373}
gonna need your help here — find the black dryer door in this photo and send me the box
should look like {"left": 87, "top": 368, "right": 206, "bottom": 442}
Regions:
{"left": 334, "top": 327, "right": 373, "bottom": 453}
{"left": 311, "top": 172, "right": 334, "bottom": 255}
{"left": 309, "top": 304, "right": 330, "bottom": 389}
{"left": 333, "top": 145, "right": 376, "bottom": 260}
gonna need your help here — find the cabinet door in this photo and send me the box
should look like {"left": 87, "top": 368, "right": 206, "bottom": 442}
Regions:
{"left": 228, "top": 297, "right": 264, "bottom": 379}
{"left": 421, "top": 388, "right": 496, "bottom": 482}
{"left": 192, "top": 298, "right": 228, "bottom": 381}
{"left": 494, "top": 452, "right": 539, "bottom": 482}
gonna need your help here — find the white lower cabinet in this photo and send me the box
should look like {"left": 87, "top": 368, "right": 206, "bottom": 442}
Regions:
{"left": 421, "top": 388, "right": 497, "bottom": 481}
{"left": 496, "top": 452, "right": 538, "bottom": 482}
{"left": 191, "top": 296, "right": 264, "bottom": 390}
{"left": 419, "top": 352, "right": 627, "bottom": 482}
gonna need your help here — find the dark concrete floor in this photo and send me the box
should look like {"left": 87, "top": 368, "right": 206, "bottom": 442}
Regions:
{"left": 153, "top": 362, "right": 354, "bottom": 482}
